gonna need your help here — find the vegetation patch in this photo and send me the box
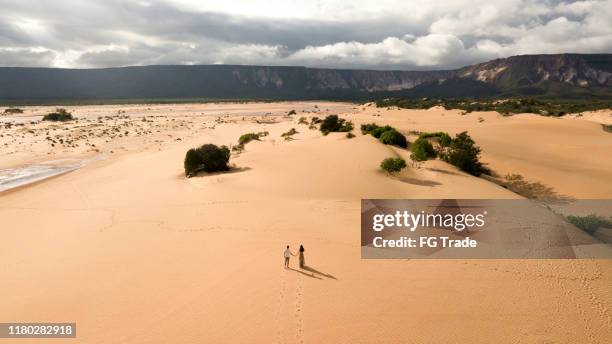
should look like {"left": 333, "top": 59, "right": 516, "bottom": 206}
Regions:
{"left": 360, "top": 123, "right": 381, "bottom": 135}
{"left": 42, "top": 108, "right": 74, "bottom": 122}
{"left": 380, "top": 157, "right": 407, "bottom": 174}
{"left": 361, "top": 123, "right": 408, "bottom": 148}
{"left": 281, "top": 128, "right": 298, "bottom": 140}
{"left": 369, "top": 125, "right": 394, "bottom": 138}
{"left": 565, "top": 214, "right": 612, "bottom": 235}
{"left": 410, "top": 138, "right": 437, "bottom": 161}
{"left": 346, "top": 132, "right": 356, "bottom": 139}
{"left": 238, "top": 132, "right": 267, "bottom": 146}
{"left": 376, "top": 97, "right": 612, "bottom": 116}
{"left": 602, "top": 124, "right": 612, "bottom": 133}
{"left": 3, "top": 107, "right": 24, "bottom": 114}
{"left": 319, "top": 115, "right": 354, "bottom": 135}
{"left": 309, "top": 117, "right": 322, "bottom": 130}
{"left": 499, "top": 174, "right": 573, "bottom": 201}
{"left": 418, "top": 132, "right": 451, "bottom": 147}
{"left": 232, "top": 131, "right": 268, "bottom": 152}
{"left": 379, "top": 129, "right": 408, "bottom": 148}
{"left": 439, "top": 131, "right": 489, "bottom": 176}
{"left": 298, "top": 117, "right": 308, "bottom": 125}
{"left": 184, "top": 144, "right": 230, "bottom": 177}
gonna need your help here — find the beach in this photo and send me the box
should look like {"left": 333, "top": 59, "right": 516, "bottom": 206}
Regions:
{"left": 1, "top": 101, "right": 611, "bottom": 343}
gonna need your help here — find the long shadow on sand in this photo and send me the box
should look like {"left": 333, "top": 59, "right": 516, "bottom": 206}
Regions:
{"left": 425, "top": 167, "right": 462, "bottom": 176}
{"left": 191, "top": 166, "right": 251, "bottom": 178}
{"left": 288, "top": 267, "right": 322, "bottom": 279}
{"left": 396, "top": 176, "right": 441, "bottom": 187}
{"left": 301, "top": 265, "right": 337, "bottom": 280}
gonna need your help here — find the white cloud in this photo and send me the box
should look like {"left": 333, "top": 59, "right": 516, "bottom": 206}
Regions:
{"left": 0, "top": 0, "right": 610, "bottom": 69}
{"left": 0, "top": 46, "right": 56, "bottom": 66}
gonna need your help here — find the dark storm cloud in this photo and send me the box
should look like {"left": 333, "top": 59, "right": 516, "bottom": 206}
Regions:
{"left": 0, "top": 0, "right": 610, "bottom": 69}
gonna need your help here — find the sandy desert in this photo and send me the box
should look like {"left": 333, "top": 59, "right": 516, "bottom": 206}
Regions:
{"left": 1, "top": 101, "right": 611, "bottom": 343}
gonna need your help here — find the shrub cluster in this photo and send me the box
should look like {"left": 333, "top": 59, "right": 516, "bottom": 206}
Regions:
{"left": 281, "top": 128, "right": 298, "bottom": 140}
{"left": 360, "top": 123, "right": 380, "bottom": 135}
{"left": 319, "top": 115, "right": 353, "bottom": 135}
{"left": 376, "top": 97, "right": 612, "bottom": 117}
{"left": 439, "top": 131, "right": 488, "bottom": 176}
{"left": 3, "top": 107, "right": 24, "bottom": 114}
{"left": 418, "top": 132, "right": 451, "bottom": 147}
{"left": 379, "top": 129, "right": 407, "bottom": 148}
{"left": 184, "top": 144, "right": 230, "bottom": 177}
{"left": 361, "top": 123, "right": 407, "bottom": 148}
{"left": 239, "top": 131, "right": 268, "bottom": 146}
{"left": 43, "top": 108, "right": 74, "bottom": 122}
{"left": 380, "top": 157, "right": 407, "bottom": 173}
{"left": 410, "top": 138, "right": 436, "bottom": 161}
{"left": 234, "top": 131, "right": 269, "bottom": 152}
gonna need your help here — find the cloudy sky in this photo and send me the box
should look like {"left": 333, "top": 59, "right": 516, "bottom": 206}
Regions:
{"left": 0, "top": 0, "right": 610, "bottom": 70}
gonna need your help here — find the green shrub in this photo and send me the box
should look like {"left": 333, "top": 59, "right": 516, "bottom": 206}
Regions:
{"left": 370, "top": 125, "right": 393, "bottom": 138}
{"left": 342, "top": 121, "right": 354, "bottom": 132}
{"left": 3, "top": 107, "right": 24, "bottom": 114}
{"left": 239, "top": 133, "right": 262, "bottom": 146}
{"left": 346, "top": 132, "right": 355, "bottom": 139}
{"left": 281, "top": 128, "right": 298, "bottom": 140}
{"left": 419, "top": 132, "right": 451, "bottom": 147}
{"left": 411, "top": 138, "right": 436, "bottom": 161}
{"left": 439, "top": 131, "right": 488, "bottom": 176}
{"left": 566, "top": 214, "right": 612, "bottom": 235}
{"left": 379, "top": 129, "right": 408, "bottom": 148}
{"left": 319, "top": 115, "right": 353, "bottom": 134}
{"left": 360, "top": 123, "right": 380, "bottom": 134}
{"left": 380, "top": 157, "right": 407, "bottom": 173}
{"left": 184, "top": 144, "right": 230, "bottom": 177}
{"left": 288, "top": 109, "right": 297, "bottom": 116}
{"left": 237, "top": 131, "right": 268, "bottom": 150}
{"left": 298, "top": 117, "right": 308, "bottom": 125}
{"left": 43, "top": 108, "right": 74, "bottom": 121}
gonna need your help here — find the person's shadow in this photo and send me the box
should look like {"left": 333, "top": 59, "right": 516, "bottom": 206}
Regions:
{"left": 288, "top": 267, "right": 322, "bottom": 279}
{"left": 300, "top": 265, "right": 337, "bottom": 280}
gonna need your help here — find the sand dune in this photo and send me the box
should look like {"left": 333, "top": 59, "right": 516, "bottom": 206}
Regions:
{"left": 1, "top": 102, "right": 611, "bottom": 343}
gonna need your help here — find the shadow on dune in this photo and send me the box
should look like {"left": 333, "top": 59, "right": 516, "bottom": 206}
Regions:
{"left": 490, "top": 173, "right": 575, "bottom": 204}
{"left": 301, "top": 265, "right": 337, "bottom": 280}
{"left": 288, "top": 267, "right": 322, "bottom": 279}
{"left": 425, "top": 167, "right": 462, "bottom": 176}
{"left": 191, "top": 166, "right": 251, "bottom": 178}
{"left": 396, "top": 176, "right": 441, "bottom": 187}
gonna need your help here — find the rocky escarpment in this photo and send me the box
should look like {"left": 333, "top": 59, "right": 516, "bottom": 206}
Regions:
{"left": 459, "top": 54, "right": 612, "bottom": 90}
{"left": 0, "top": 54, "right": 610, "bottom": 101}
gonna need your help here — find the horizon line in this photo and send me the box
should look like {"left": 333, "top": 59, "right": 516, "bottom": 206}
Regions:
{"left": 0, "top": 52, "right": 609, "bottom": 72}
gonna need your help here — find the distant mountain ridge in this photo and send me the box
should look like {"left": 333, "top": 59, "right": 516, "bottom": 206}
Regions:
{"left": 458, "top": 54, "right": 612, "bottom": 96}
{"left": 0, "top": 54, "right": 610, "bottom": 102}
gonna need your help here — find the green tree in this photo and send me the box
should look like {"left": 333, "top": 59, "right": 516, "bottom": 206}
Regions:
{"left": 440, "top": 131, "right": 488, "bottom": 176}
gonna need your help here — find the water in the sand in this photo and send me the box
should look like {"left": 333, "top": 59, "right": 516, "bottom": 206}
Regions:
{"left": 0, "top": 156, "right": 104, "bottom": 192}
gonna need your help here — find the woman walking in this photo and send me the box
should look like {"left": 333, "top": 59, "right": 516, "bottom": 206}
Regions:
{"left": 299, "top": 245, "right": 305, "bottom": 268}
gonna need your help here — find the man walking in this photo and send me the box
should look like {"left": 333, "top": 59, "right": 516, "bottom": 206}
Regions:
{"left": 284, "top": 245, "right": 294, "bottom": 268}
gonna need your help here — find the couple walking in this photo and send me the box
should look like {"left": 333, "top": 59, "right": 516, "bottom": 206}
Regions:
{"left": 284, "top": 245, "right": 305, "bottom": 269}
